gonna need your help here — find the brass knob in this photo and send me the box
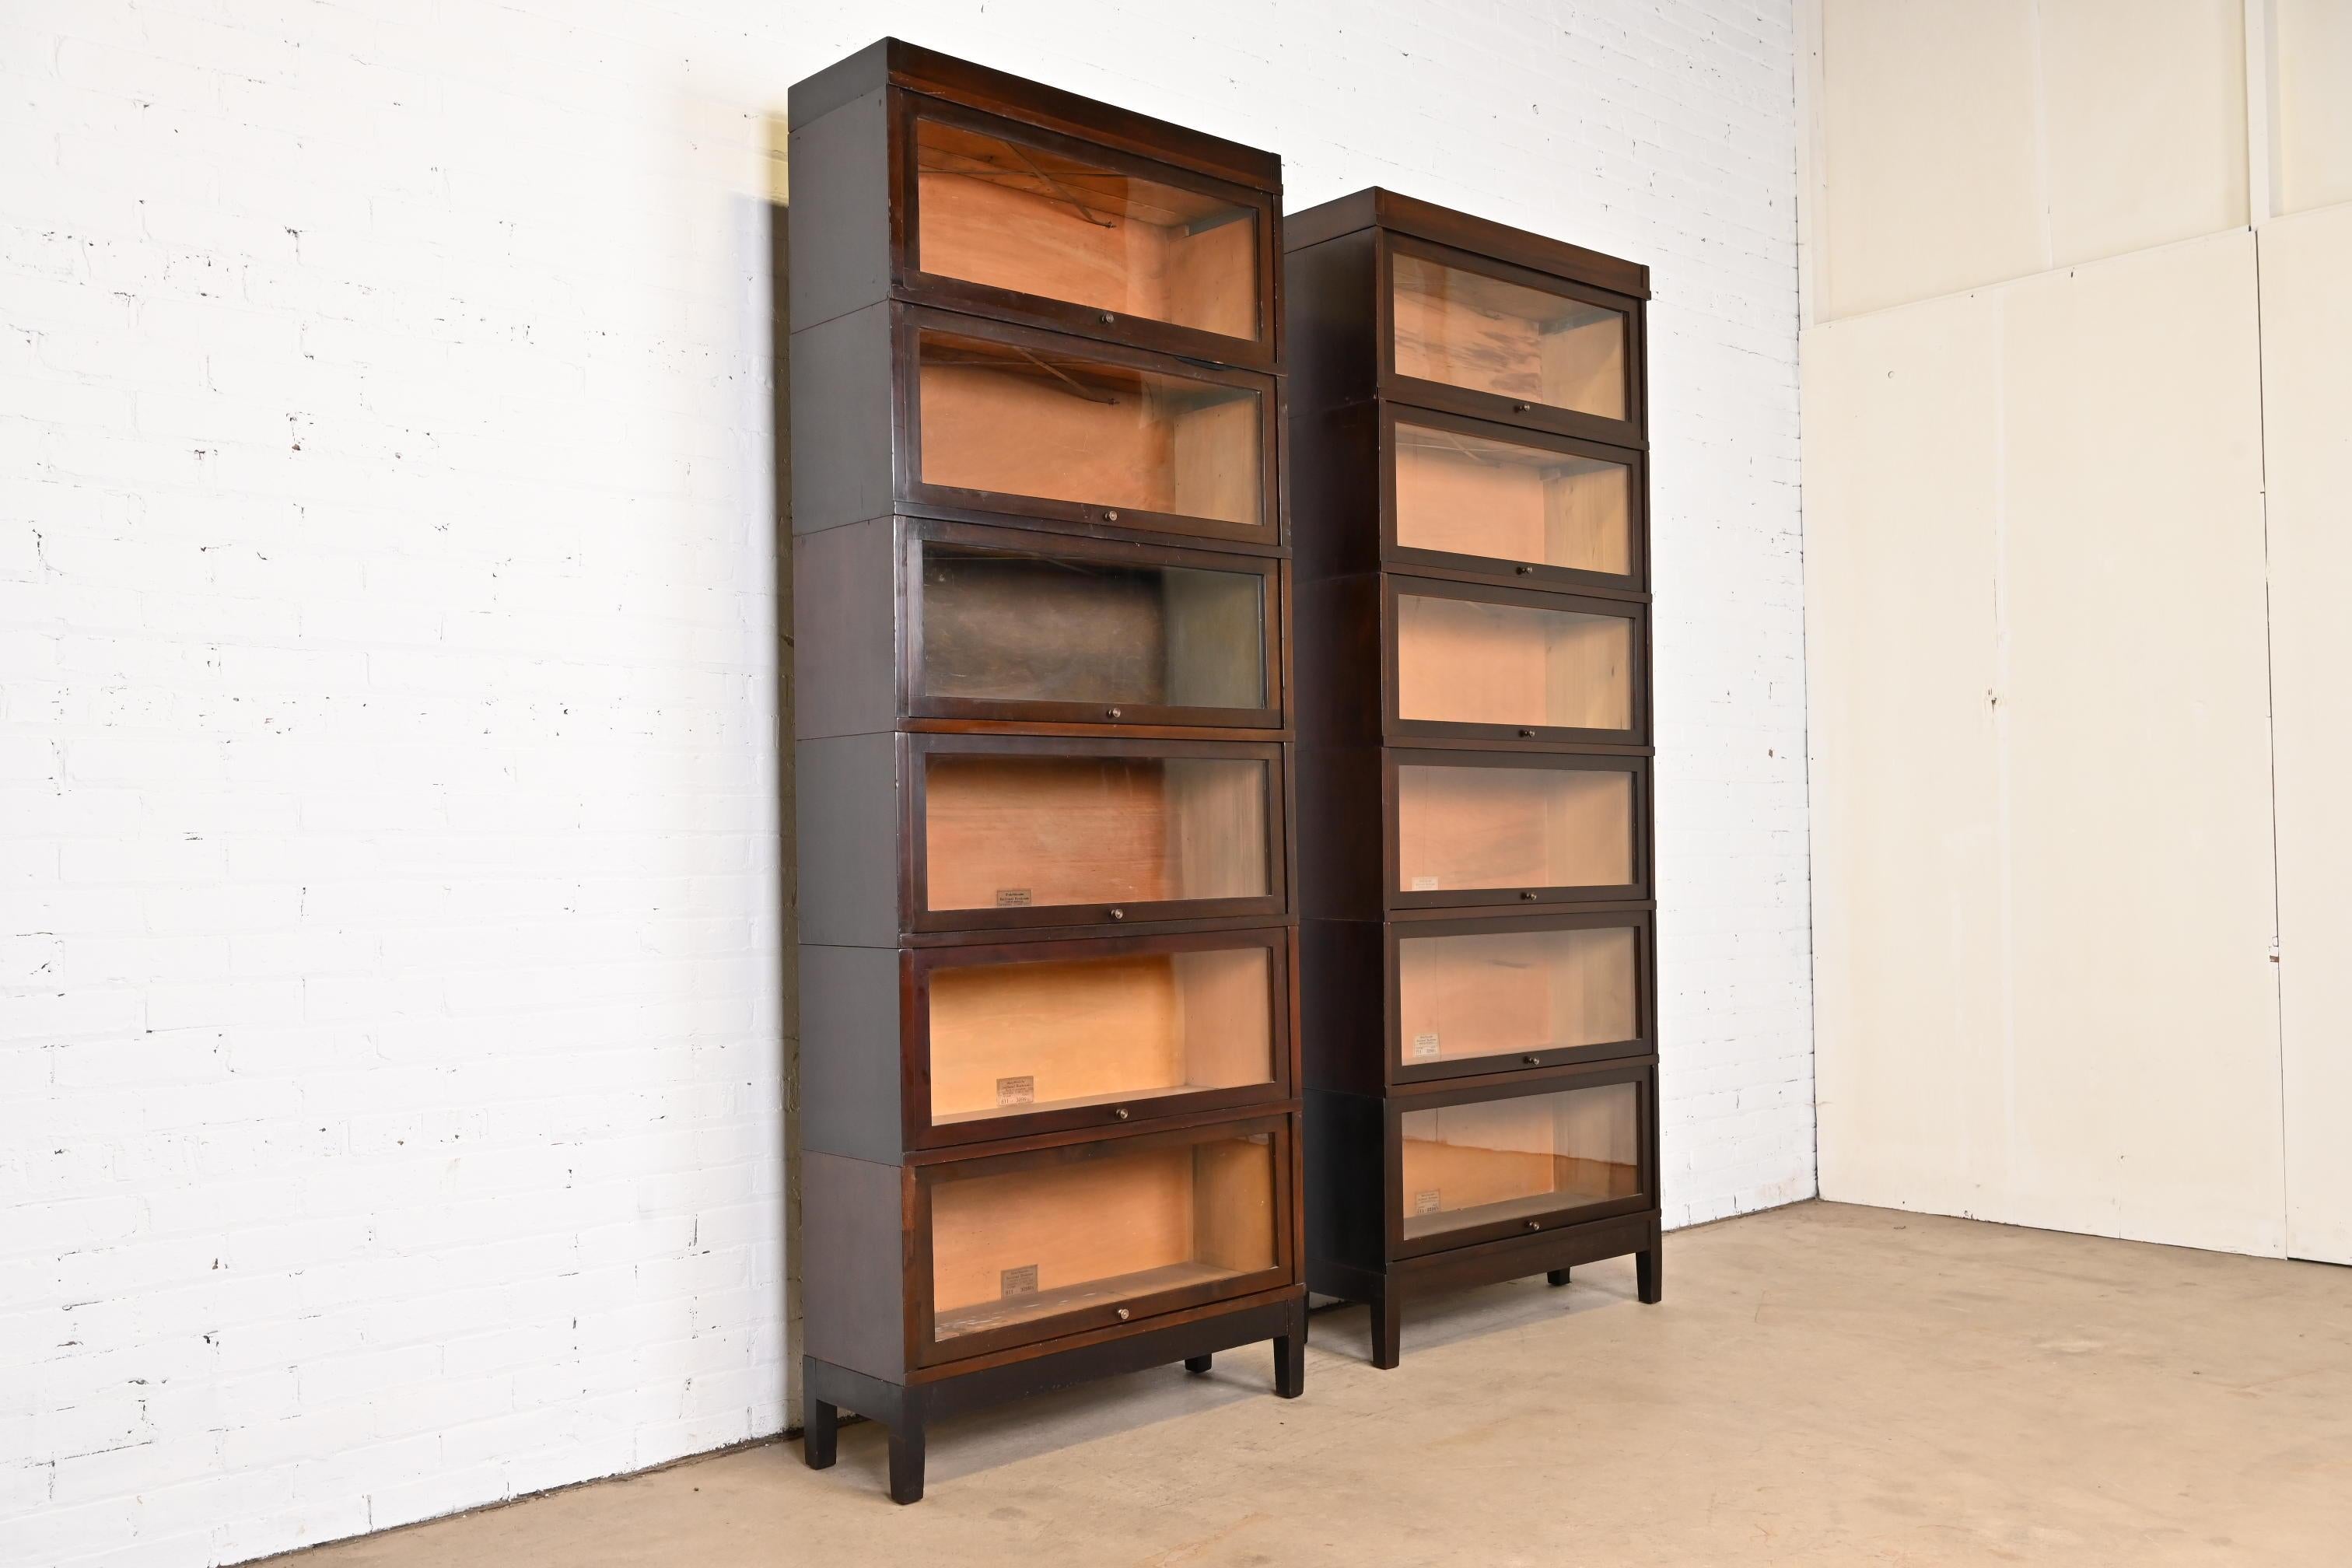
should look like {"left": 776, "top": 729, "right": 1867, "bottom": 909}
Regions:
{"left": 1106, "top": 707, "right": 1122, "bottom": 719}
{"left": 1517, "top": 728, "right": 1536, "bottom": 739}
{"left": 1521, "top": 891, "right": 1538, "bottom": 901}
{"left": 1525, "top": 1220, "right": 1541, "bottom": 1232}
{"left": 1115, "top": 1307, "right": 1131, "bottom": 1321}
{"left": 1100, "top": 312, "right": 1115, "bottom": 324}
{"left": 1513, "top": 401, "right": 1531, "bottom": 412}
{"left": 1108, "top": 907, "right": 1125, "bottom": 922}
{"left": 1104, "top": 509, "right": 1120, "bottom": 523}
{"left": 1514, "top": 564, "right": 1535, "bottom": 575}
{"left": 1113, "top": 1107, "right": 1130, "bottom": 1121}
{"left": 1523, "top": 1055, "right": 1542, "bottom": 1066}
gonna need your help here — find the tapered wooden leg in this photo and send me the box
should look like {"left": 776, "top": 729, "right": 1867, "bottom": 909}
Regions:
{"left": 1184, "top": 1353, "right": 1213, "bottom": 1374}
{"left": 1272, "top": 1312, "right": 1304, "bottom": 1398}
{"left": 887, "top": 1396, "right": 926, "bottom": 1506}
{"left": 1369, "top": 1292, "right": 1401, "bottom": 1370}
{"left": 800, "top": 1360, "right": 837, "bottom": 1470}
{"left": 1545, "top": 1267, "right": 1573, "bottom": 1287}
{"left": 1637, "top": 1233, "right": 1663, "bottom": 1304}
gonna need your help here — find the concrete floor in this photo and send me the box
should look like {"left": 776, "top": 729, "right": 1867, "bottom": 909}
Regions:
{"left": 282, "top": 1202, "right": 2352, "bottom": 1566}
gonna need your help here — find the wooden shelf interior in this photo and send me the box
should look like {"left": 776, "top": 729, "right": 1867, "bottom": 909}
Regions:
{"left": 1396, "top": 926, "right": 1638, "bottom": 1068}
{"left": 1392, "top": 419, "right": 1631, "bottom": 576}
{"left": 1398, "top": 1081, "right": 1640, "bottom": 1240}
{"left": 924, "top": 752, "right": 1270, "bottom": 912}
{"left": 1395, "top": 591, "right": 1633, "bottom": 731}
{"left": 927, "top": 946, "right": 1275, "bottom": 1123}
{"left": 1395, "top": 763, "right": 1633, "bottom": 892}
{"left": 1391, "top": 252, "right": 1625, "bottom": 420}
{"left": 929, "top": 1132, "right": 1277, "bottom": 1339}
{"left": 915, "top": 117, "right": 1258, "bottom": 341}
{"left": 917, "top": 330, "right": 1262, "bottom": 526}
{"left": 919, "top": 541, "right": 1265, "bottom": 711}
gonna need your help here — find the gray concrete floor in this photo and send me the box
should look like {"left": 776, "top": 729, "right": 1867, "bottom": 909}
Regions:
{"left": 280, "top": 1202, "right": 2352, "bottom": 1566}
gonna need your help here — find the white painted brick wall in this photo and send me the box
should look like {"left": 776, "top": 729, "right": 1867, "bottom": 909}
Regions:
{"left": 1, "top": 2, "right": 1809, "bottom": 1563}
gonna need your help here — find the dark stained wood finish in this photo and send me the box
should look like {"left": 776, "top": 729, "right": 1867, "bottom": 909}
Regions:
{"left": 1290, "top": 192, "right": 1660, "bottom": 1366}
{"left": 792, "top": 41, "right": 1303, "bottom": 1500}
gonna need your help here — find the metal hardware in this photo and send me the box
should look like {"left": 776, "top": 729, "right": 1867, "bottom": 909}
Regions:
{"left": 1104, "top": 509, "right": 1120, "bottom": 522}
{"left": 1525, "top": 1220, "right": 1541, "bottom": 1231}
{"left": 1512, "top": 401, "right": 1531, "bottom": 412}
{"left": 1115, "top": 1307, "right": 1131, "bottom": 1321}
{"left": 1517, "top": 728, "right": 1535, "bottom": 739}
{"left": 1100, "top": 311, "right": 1115, "bottom": 324}
{"left": 1523, "top": 1055, "right": 1542, "bottom": 1066}
{"left": 1514, "top": 564, "right": 1535, "bottom": 575}
{"left": 1520, "top": 891, "right": 1538, "bottom": 901}
{"left": 1108, "top": 907, "right": 1125, "bottom": 921}
{"left": 1106, "top": 707, "right": 1122, "bottom": 719}
{"left": 1113, "top": 1107, "right": 1130, "bottom": 1121}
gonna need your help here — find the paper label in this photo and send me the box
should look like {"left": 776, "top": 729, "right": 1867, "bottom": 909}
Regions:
{"left": 994, "top": 888, "right": 1032, "bottom": 908}
{"left": 995, "top": 1075, "right": 1035, "bottom": 1107}
{"left": 1000, "top": 1264, "right": 1038, "bottom": 1299}
{"left": 1409, "top": 1033, "right": 1441, "bottom": 1061}
{"left": 1412, "top": 1189, "right": 1443, "bottom": 1216}
{"left": 1409, "top": 875, "right": 1439, "bottom": 892}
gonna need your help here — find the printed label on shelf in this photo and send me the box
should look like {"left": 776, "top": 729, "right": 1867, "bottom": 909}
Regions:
{"left": 995, "top": 1075, "right": 1035, "bottom": 1107}
{"left": 1000, "top": 1264, "right": 1038, "bottom": 1299}
{"left": 1412, "top": 1189, "right": 1442, "bottom": 1216}
{"left": 994, "top": 888, "right": 1033, "bottom": 907}
{"left": 1409, "top": 1033, "right": 1442, "bottom": 1060}
{"left": 1409, "top": 876, "right": 1440, "bottom": 891}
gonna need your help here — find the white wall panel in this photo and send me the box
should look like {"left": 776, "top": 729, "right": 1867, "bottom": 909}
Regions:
{"left": 1818, "top": 0, "right": 2042, "bottom": 319}
{"left": 1804, "top": 292, "right": 2004, "bottom": 1211}
{"left": 1808, "top": 233, "right": 2285, "bottom": 1255}
{"left": 1996, "top": 233, "right": 2280, "bottom": 1254}
{"left": 2274, "top": 0, "right": 2352, "bottom": 215}
{"left": 2260, "top": 202, "right": 2352, "bottom": 1263}
{"left": 1817, "top": 0, "right": 2249, "bottom": 320}
{"left": 2039, "top": 0, "right": 2246, "bottom": 265}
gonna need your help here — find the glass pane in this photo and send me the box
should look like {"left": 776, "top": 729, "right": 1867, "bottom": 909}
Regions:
{"left": 919, "top": 540, "right": 1265, "bottom": 712}
{"left": 1394, "top": 419, "right": 1632, "bottom": 576}
{"left": 930, "top": 1129, "right": 1277, "bottom": 1342}
{"left": 1395, "top": 593, "right": 1633, "bottom": 732}
{"left": 915, "top": 117, "right": 1258, "bottom": 341}
{"left": 1396, "top": 763, "right": 1633, "bottom": 893}
{"left": 1391, "top": 253, "right": 1626, "bottom": 420}
{"left": 1401, "top": 1083, "right": 1641, "bottom": 1240}
{"left": 929, "top": 946, "right": 1276, "bottom": 1125}
{"left": 924, "top": 753, "right": 1270, "bottom": 912}
{"left": 1398, "top": 926, "right": 1638, "bottom": 1070}
{"left": 917, "top": 329, "right": 1262, "bottom": 527}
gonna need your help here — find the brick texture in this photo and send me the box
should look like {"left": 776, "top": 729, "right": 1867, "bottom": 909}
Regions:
{"left": 0, "top": 3, "right": 1809, "bottom": 1563}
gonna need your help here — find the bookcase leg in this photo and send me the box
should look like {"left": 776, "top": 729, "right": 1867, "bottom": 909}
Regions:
{"left": 801, "top": 1364, "right": 838, "bottom": 1471}
{"left": 1184, "top": 1354, "right": 1213, "bottom": 1374}
{"left": 887, "top": 1391, "right": 927, "bottom": 1506}
{"left": 1545, "top": 1267, "right": 1573, "bottom": 1287}
{"left": 1637, "top": 1230, "right": 1664, "bottom": 1305}
{"left": 1369, "top": 1290, "right": 1401, "bottom": 1370}
{"left": 1272, "top": 1302, "right": 1305, "bottom": 1398}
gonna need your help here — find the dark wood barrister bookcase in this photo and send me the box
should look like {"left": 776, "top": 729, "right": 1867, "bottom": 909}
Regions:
{"left": 788, "top": 40, "right": 1304, "bottom": 1503}
{"left": 1286, "top": 189, "right": 1661, "bottom": 1369}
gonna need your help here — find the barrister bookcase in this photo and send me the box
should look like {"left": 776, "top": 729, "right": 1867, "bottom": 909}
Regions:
{"left": 789, "top": 40, "right": 1304, "bottom": 1503}
{"left": 1286, "top": 190, "right": 1661, "bottom": 1368}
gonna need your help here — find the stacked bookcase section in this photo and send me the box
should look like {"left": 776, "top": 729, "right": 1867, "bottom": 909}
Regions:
{"left": 1286, "top": 190, "right": 1661, "bottom": 1369}
{"left": 789, "top": 40, "right": 1304, "bottom": 1503}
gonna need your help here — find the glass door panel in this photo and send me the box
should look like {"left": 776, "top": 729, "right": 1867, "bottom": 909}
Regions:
{"left": 922, "top": 751, "right": 1272, "bottom": 915}
{"left": 1395, "top": 761, "right": 1635, "bottom": 896}
{"left": 913, "top": 114, "right": 1260, "bottom": 343}
{"left": 926, "top": 1126, "right": 1279, "bottom": 1349}
{"left": 1398, "top": 925, "right": 1640, "bottom": 1073}
{"left": 916, "top": 536, "right": 1267, "bottom": 717}
{"left": 1395, "top": 591, "right": 1635, "bottom": 734}
{"left": 915, "top": 327, "right": 1264, "bottom": 528}
{"left": 1391, "top": 251, "right": 1628, "bottom": 421}
{"left": 1392, "top": 418, "right": 1633, "bottom": 578}
{"left": 1399, "top": 1081, "right": 1641, "bottom": 1241}
{"left": 927, "top": 944, "right": 1276, "bottom": 1125}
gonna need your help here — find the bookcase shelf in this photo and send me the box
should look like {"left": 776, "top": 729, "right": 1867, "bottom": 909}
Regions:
{"left": 1288, "top": 188, "right": 1661, "bottom": 1369}
{"left": 790, "top": 39, "right": 1303, "bottom": 1503}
